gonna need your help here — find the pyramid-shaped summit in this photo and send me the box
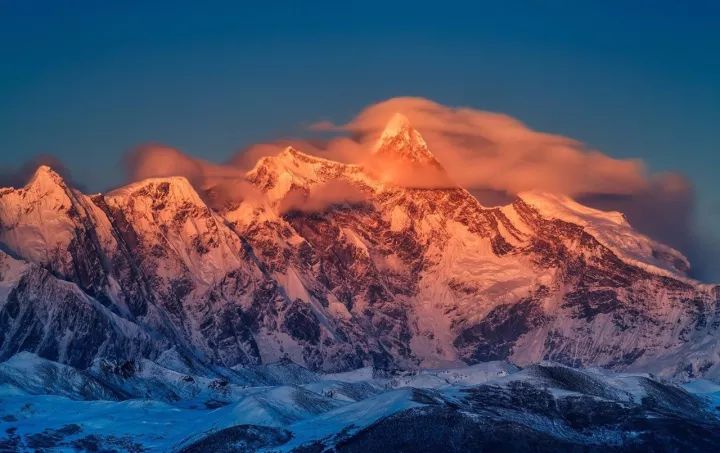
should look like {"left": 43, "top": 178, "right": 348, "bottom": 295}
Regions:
{"left": 372, "top": 113, "right": 442, "bottom": 167}
{"left": 29, "top": 164, "right": 64, "bottom": 184}
{"left": 23, "top": 165, "right": 71, "bottom": 195}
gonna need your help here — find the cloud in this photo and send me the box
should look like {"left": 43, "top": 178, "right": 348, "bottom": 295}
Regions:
{"left": 278, "top": 180, "right": 369, "bottom": 214}
{"left": 363, "top": 154, "right": 454, "bottom": 189}
{"left": 125, "top": 144, "right": 261, "bottom": 209}
{"left": 317, "top": 97, "right": 649, "bottom": 196}
{"left": 125, "top": 142, "right": 373, "bottom": 216}
{"left": 229, "top": 137, "right": 366, "bottom": 171}
{"left": 126, "top": 144, "right": 209, "bottom": 186}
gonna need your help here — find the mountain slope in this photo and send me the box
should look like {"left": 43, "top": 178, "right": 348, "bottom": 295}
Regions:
{"left": 0, "top": 116, "right": 719, "bottom": 379}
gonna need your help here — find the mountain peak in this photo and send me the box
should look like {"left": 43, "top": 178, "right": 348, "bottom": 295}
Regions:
{"left": 107, "top": 175, "right": 207, "bottom": 208}
{"left": 26, "top": 165, "right": 68, "bottom": 193}
{"left": 30, "top": 164, "right": 61, "bottom": 180}
{"left": 250, "top": 145, "right": 345, "bottom": 181}
{"left": 373, "top": 113, "right": 439, "bottom": 166}
{"left": 380, "top": 112, "right": 412, "bottom": 138}
{"left": 366, "top": 113, "right": 452, "bottom": 188}
{"left": 277, "top": 145, "right": 313, "bottom": 162}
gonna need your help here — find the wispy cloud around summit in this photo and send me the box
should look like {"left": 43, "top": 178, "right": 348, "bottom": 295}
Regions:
{"left": 316, "top": 97, "right": 651, "bottom": 197}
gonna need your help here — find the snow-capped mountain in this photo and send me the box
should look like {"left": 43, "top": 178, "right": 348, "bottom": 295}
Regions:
{"left": 1, "top": 114, "right": 719, "bottom": 380}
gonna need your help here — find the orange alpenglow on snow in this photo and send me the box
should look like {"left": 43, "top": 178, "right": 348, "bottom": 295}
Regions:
{"left": 365, "top": 113, "right": 453, "bottom": 188}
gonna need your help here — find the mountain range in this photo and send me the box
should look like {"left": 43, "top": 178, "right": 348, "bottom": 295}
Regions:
{"left": 1, "top": 113, "right": 719, "bottom": 382}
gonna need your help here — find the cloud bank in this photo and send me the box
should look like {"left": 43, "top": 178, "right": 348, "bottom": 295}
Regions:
{"left": 279, "top": 180, "right": 370, "bottom": 214}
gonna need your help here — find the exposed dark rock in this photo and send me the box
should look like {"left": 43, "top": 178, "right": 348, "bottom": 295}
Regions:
{"left": 454, "top": 298, "right": 546, "bottom": 362}
{"left": 179, "top": 425, "right": 292, "bottom": 453}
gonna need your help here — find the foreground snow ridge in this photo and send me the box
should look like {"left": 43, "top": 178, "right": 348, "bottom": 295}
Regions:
{"left": 0, "top": 354, "right": 719, "bottom": 452}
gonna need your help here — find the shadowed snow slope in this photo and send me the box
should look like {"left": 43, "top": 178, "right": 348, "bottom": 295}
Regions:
{"left": 1, "top": 355, "right": 719, "bottom": 452}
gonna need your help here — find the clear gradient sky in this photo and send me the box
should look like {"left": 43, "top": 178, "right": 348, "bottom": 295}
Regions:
{"left": 1, "top": 1, "right": 719, "bottom": 267}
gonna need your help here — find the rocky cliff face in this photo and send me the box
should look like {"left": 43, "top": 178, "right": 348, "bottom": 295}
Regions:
{"left": 1, "top": 115, "right": 718, "bottom": 379}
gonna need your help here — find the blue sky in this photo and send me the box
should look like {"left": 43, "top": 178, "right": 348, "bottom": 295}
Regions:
{"left": 1, "top": 1, "right": 719, "bottom": 268}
